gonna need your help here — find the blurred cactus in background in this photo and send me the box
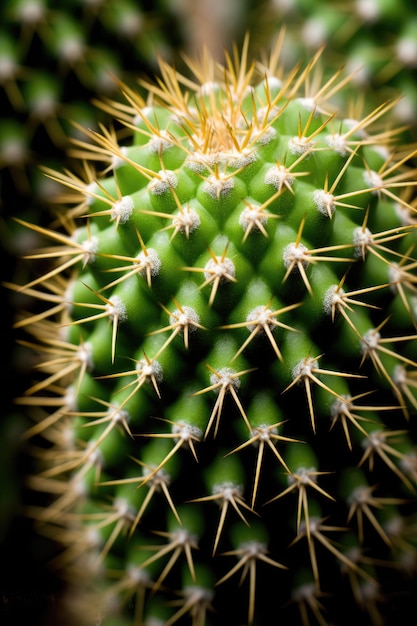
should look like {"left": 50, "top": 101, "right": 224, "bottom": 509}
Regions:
{"left": 2, "top": 2, "right": 417, "bottom": 626}
{"left": 0, "top": 0, "right": 180, "bottom": 222}
{"left": 261, "top": 0, "right": 417, "bottom": 132}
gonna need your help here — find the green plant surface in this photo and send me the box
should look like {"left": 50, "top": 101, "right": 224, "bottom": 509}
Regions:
{"left": 10, "top": 34, "right": 417, "bottom": 626}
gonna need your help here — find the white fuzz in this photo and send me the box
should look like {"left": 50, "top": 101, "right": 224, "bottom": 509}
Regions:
{"left": 17, "top": 0, "right": 45, "bottom": 23}
{"left": 69, "top": 473, "right": 90, "bottom": 499}
{"left": 263, "top": 75, "right": 283, "bottom": 91}
{"left": 169, "top": 306, "right": 200, "bottom": 331}
{"left": 126, "top": 563, "right": 151, "bottom": 587}
{"left": 133, "top": 105, "right": 155, "bottom": 126}
{"left": 185, "top": 151, "right": 219, "bottom": 173}
{"left": 288, "top": 135, "right": 314, "bottom": 156}
{"left": 253, "top": 125, "right": 277, "bottom": 146}
{"left": 353, "top": 226, "right": 373, "bottom": 258}
{"left": 136, "top": 358, "right": 163, "bottom": 384}
{"left": 370, "top": 143, "right": 391, "bottom": 161}
{"left": 250, "top": 424, "right": 278, "bottom": 440}
{"left": 393, "top": 364, "right": 407, "bottom": 386}
{"left": 111, "top": 195, "right": 134, "bottom": 224}
{"left": 59, "top": 37, "right": 84, "bottom": 64}
{"left": 81, "top": 441, "right": 103, "bottom": 471}
{"left": 183, "top": 585, "right": 214, "bottom": 605}
{"left": 288, "top": 467, "right": 317, "bottom": 485}
{"left": 64, "top": 385, "right": 78, "bottom": 414}
{"left": 399, "top": 450, "right": 417, "bottom": 476}
{"left": 117, "top": 11, "right": 143, "bottom": 38}
{"left": 360, "top": 328, "right": 381, "bottom": 353}
{"left": 362, "top": 430, "right": 384, "bottom": 451}
{"left": 348, "top": 485, "right": 370, "bottom": 505}
{"left": 142, "top": 619, "right": 165, "bottom": 626}
{"left": 2, "top": 137, "right": 26, "bottom": 165}
{"left": 136, "top": 247, "right": 161, "bottom": 278}
{"left": 199, "top": 81, "right": 220, "bottom": 96}
{"left": 363, "top": 169, "right": 384, "bottom": 192}
{"left": 106, "top": 296, "right": 128, "bottom": 323}
{"left": 388, "top": 263, "right": 402, "bottom": 292}
{"left": 342, "top": 118, "right": 368, "bottom": 139}
{"left": 301, "top": 518, "right": 320, "bottom": 538}
{"left": 292, "top": 582, "right": 318, "bottom": 603}
{"left": 347, "top": 57, "right": 372, "bottom": 85}
{"left": 31, "top": 93, "right": 57, "bottom": 119}
{"left": 239, "top": 202, "right": 268, "bottom": 232}
{"left": 85, "top": 181, "right": 99, "bottom": 206}
{"left": 169, "top": 106, "right": 199, "bottom": 126}
{"left": 142, "top": 465, "right": 170, "bottom": 488}
{"left": 239, "top": 540, "right": 268, "bottom": 556}
{"left": 106, "top": 404, "right": 130, "bottom": 425}
{"left": 330, "top": 395, "right": 351, "bottom": 419}
{"left": 264, "top": 164, "right": 294, "bottom": 190}
{"left": 202, "top": 174, "right": 235, "bottom": 199}
{"left": 292, "top": 357, "right": 315, "bottom": 382}
{"left": 302, "top": 18, "right": 327, "bottom": 49}
{"left": 313, "top": 189, "right": 336, "bottom": 217}
{"left": 296, "top": 96, "right": 326, "bottom": 115}
{"left": 147, "top": 130, "right": 175, "bottom": 154}
{"left": 360, "top": 582, "right": 384, "bottom": 602}
{"left": 325, "top": 133, "right": 348, "bottom": 156}
{"left": 210, "top": 367, "right": 241, "bottom": 392}
{"left": 204, "top": 256, "right": 235, "bottom": 282}
{"left": 111, "top": 146, "right": 129, "bottom": 170}
{"left": 246, "top": 306, "right": 274, "bottom": 332}
{"left": 79, "top": 234, "right": 99, "bottom": 265}
{"left": 323, "top": 285, "right": 345, "bottom": 316}
{"left": 212, "top": 481, "right": 243, "bottom": 498}
{"left": 172, "top": 206, "right": 201, "bottom": 235}
{"left": 282, "top": 242, "right": 309, "bottom": 269}
{"left": 355, "top": 0, "right": 380, "bottom": 22}
{"left": 172, "top": 528, "right": 198, "bottom": 548}
{"left": 64, "top": 277, "right": 77, "bottom": 314}
{"left": 113, "top": 497, "right": 133, "bottom": 519}
{"left": 172, "top": 420, "right": 203, "bottom": 442}
{"left": 270, "top": 0, "right": 296, "bottom": 10}
{"left": 224, "top": 147, "right": 257, "bottom": 169}
{"left": 0, "top": 56, "right": 17, "bottom": 81}
{"left": 78, "top": 341, "right": 94, "bottom": 372}
{"left": 148, "top": 170, "right": 178, "bottom": 195}
{"left": 393, "top": 95, "right": 415, "bottom": 124}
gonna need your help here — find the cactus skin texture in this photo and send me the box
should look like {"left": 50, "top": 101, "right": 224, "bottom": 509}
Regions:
{"left": 13, "top": 35, "right": 417, "bottom": 626}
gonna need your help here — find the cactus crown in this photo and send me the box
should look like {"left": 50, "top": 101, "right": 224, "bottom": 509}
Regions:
{"left": 14, "top": 33, "right": 417, "bottom": 625}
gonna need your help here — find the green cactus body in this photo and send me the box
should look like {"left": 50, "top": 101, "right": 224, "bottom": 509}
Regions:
{"left": 15, "top": 38, "right": 417, "bottom": 625}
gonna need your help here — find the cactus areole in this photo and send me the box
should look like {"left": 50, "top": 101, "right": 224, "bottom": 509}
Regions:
{"left": 16, "top": 36, "right": 417, "bottom": 625}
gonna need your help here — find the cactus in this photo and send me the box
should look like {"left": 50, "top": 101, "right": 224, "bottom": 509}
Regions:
{"left": 0, "top": 3, "right": 187, "bottom": 620}
{"left": 11, "top": 33, "right": 417, "bottom": 626}
{"left": 0, "top": 0, "right": 189, "bottom": 280}
{"left": 261, "top": 0, "right": 417, "bottom": 134}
